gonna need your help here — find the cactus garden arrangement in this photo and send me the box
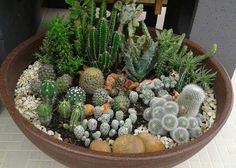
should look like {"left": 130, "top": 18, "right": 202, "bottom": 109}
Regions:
{"left": 14, "top": 0, "right": 218, "bottom": 154}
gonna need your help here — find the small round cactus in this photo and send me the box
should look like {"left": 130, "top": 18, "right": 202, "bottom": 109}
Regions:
{"left": 66, "top": 87, "right": 86, "bottom": 104}
{"left": 84, "top": 138, "right": 91, "bottom": 147}
{"left": 98, "top": 114, "right": 111, "bottom": 123}
{"left": 189, "top": 127, "right": 202, "bottom": 138}
{"left": 88, "top": 118, "right": 98, "bottom": 131}
{"left": 118, "top": 126, "right": 129, "bottom": 136}
{"left": 157, "top": 89, "right": 169, "bottom": 97}
{"left": 84, "top": 131, "right": 90, "bottom": 138}
{"left": 151, "top": 106, "right": 165, "bottom": 119}
{"left": 171, "top": 127, "right": 190, "bottom": 144}
{"left": 163, "top": 101, "right": 179, "bottom": 115}
{"left": 161, "top": 114, "right": 178, "bottom": 131}
{"left": 128, "top": 108, "right": 137, "bottom": 115}
{"left": 109, "top": 129, "right": 117, "bottom": 137}
{"left": 148, "top": 118, "right": 167, "bottom": 136}
{"left": 92, "top": 131, "right": 101, "bottom": 139}
{"left": 81, "top": 119, "right": 88, "bottom": 130}
{"left": 124, "top": 120, "right": 133, "bottom": 133}
{"left": 30, "top": 79, "right": 41, "bottom": 94}
{"left": 40, "top": 80, "right": 57, "bottom": 104}
{"left": 139, "top": 89, "right": 155, "bottom": 105}
{"left": 153, "top": 79, "right": 164, "bottom": 90}
{"left": 177, "top": 84, "right": 205, "bottom": 117}
{"left": 100, "top": 123, "right": 110, "bottom": 136}
{"left": 178, "top": 117, "right": 189, "bottom": 129}
{"left": 108, "top": 109, "right": 114, "bottom": 118}
{"left": 129, "top": 113, "right": 137, "bottom": 124}
{"left": 129, "top": 91, "right": 139, "bottom": 104}
{"left": 94, "top": 106, "right": 103, "bottom": 119}
{"left": 36, "top": 103, "right": 52, "bottom": 126}
{"left": 58, "top": 100, "right": 71, "bottom": 119}
{"left": 149, "top": 97, "right": 166, "bottom": 108}
{"left": 74, "top": 125, "right": 85, "bottom": 140}
{"left": 188, "top": 117, "right": 199, "bottom": 129}
{"left": 92, "top": 88, "right": 109, "bottom": 106}
{"left": 38, "top": 64, "right": 56, "bottom": 81}
{"left": 143, "top": 107, "right": 152, "bottom": 121}
{"left": 56, "top": 74, "right": 72, "bottom": 94}
{"left": 111, "top": 119, "right": 119, "bottom": 130}
{"left": 79, "top": 67, "right": 105, "bottom": 94}
{"left": 162, "top": 94, "right": 173, "bottom": 101}
{"left": 119, "top": 120, "right": 125, "bottom": 127}
{"left": 69, "top": 102, "right": 85, "bottom": 131}
{"left": 115, "top": 111, "right": 124, "bottom": 121}
{"left": 112, "top": 95, "right": 130, "bottom": 112}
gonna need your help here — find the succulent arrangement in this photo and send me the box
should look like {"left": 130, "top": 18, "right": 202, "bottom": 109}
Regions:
{"left": 14, "top": 0, "right": 218, "bottom": 154}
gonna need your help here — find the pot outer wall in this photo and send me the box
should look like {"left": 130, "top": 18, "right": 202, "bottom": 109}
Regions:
{"left": 0, "top": 29, "right": 233, "bottom": 168}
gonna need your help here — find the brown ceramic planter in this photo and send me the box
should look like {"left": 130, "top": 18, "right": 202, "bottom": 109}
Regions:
{"left": 0, "top": 29, "right": 233, "bottom": 168}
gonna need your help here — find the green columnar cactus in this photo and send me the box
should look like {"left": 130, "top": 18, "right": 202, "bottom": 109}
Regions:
{"left": 69, "top": 102, "right": 85, "bottom": 132}
{"left": 99, "top": 0, "right": 107, "bottom": 19}
{"left": 36, "top": 103, "right": 53, "bottom": 126}
{"left": 40, "top": 80, "right": 57, "bottom": 104}
{"left": 56, "top": 74, "right": 72, "bottom": 94}
{"left": 112, "top": 96, "right": 130, "bottom": 112}
{"left": 170, "top": 127, "right": 190, "bottom": 144}
{"left": 98, "top": 18, "right": 108, "bottom": 57}
{"left": 79, "top": 67, "right": 105, "bottom": 94}
{"left": 177, "top": 84, "right": 205, "bottom": 117}
{"left": 92, "top": 88, "right": 109, "bottom": 106}
{"left": 38, "top": 64, "right": 56, "bottom": 82}
{"left": 58, "top": 100, "right": 71, "bottom": 119}
{"left": 66, "top": 87, "right": 86, "bottom": 104}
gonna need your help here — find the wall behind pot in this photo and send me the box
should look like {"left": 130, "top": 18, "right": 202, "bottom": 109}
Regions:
{"left": 190, "top": 0, "right": 236, "bottom": 78}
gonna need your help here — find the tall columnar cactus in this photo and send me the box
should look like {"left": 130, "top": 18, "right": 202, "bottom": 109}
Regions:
{"left": 36, "top": 103, "right": 53, "bottom": 126}
{"left": 66, "top": 87, "right": 86, "bottom": 104}
{"left": 177, "top": 84, "right": 205, "bottom": 117}
{"left": 58, "top": 100, "right": 71, "bottom": 119}
{"left": 38, "top": 64, "right": 56, "bottom": 82}
{"left": 79, "top": 67, "right": 105, "bottom": 94}
{"left": 92, "top": 88, "right": 109, "bottom": 106}
{"left": 69, "top": 102, "right": 85, "bottom": 132}
{"left": 40, "top": 80, "right": 57, "bottom": 104}
{"left": 56, "top": 74, "right": 72, "bottom": 94}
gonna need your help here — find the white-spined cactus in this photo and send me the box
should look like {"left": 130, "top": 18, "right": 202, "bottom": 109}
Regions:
{"left": 100, "top": 122, "right": 110, "bottom": 136}
{"left": 88, "top": 118, "right": 98, "bottom": 131}
{"left": 189, "top": 127, "right": 202, "bottom": 138}
{"left": 177, "top": 84, "right": 205, "bottom": 117}
{"left": 178, "top": 117, "right": 189, "bottom": 129}
{"left": 148, "top": 118, "right": 167, "bottom": 136}
{"left": 161, "top": 114, "right": 178, "bottom": 131}
{"left": 170, "top": 127, "right": 190, "bottom": 144}
{"left": 163, "top": 101, "right": 179, "bottom": 115}
{"left": 139, "top": 89, "right": 155, "bottom": 105}
{"left": 129, "top": 91, "right": 139, "bottom": 104}
{"left": 118, "top": 126, "right": 129, "bottom": 136}
{"left": 149, "top": 97, "right": 166, "bottom": 108}
{"left": 74, "top": 125, "right": 85, "bottom": 140}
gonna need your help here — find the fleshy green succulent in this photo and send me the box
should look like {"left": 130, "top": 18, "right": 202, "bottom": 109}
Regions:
{"left": 38, "top": 64, "right": 56, "bottom": 82}
{"left": 58, "top": 100, "right": 71, "bottom": 119}
{"left": 79, "top": 68, "right": 104, "bottom": 94}
{"left": 92, "top": 88, "right": 109, "bottom": 106}
{"left": 36, "top": 103, "right": 53, "bottom": 126}
{"left": 56, "top": 74, "right": 72, "bottom": 94}
{"left": 66, "top": 87, "right": 86, "bottom": 104}
{"left": 112, "top": 95, "right": 130, "bottom": 112}
{"left": 69, "top": 102, "right": 85, "bottom": 131}
{"left": 40, "top": 80, "right": 57, "bottom": 104}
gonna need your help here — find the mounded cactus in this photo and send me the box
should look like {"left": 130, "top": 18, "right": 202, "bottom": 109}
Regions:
{"left": 66, "top": 87, "right": 86, "bottom": 104}
{"left": 81, "top": 119, "right": 88, "bottom": 130}
{"left": 69, "top": 102, "right": 85, "bottom": 131}
{"left": 98, "top": 113, "right": 111, "bottom": 123}
{"left": 40, "top": 80, "right": 57, "bottom": 104}
{"left": 143, "top": 107, "right": 152, "bottom": 121}
{"left": 111, "top": 119, "right": 119, "bottom": 130}
{"left": 171, "top": 127, "right": 190, "bottom": 144}
{"left": 177, "top": 84, "right": 205, "bottom": 117}
{"left": 85, "top": 138, "right": 91, "bottom": 147}
{"left": 112, "top": 96, "right": 130, "bottom": 112}
{"left": 178, "top": 117, "right": 189, "bottom": 129}
{"left": 56, "top": 74, "right": 72, "bottom": 94}
{"left": 148, "top": 118, "right": 167, "bottom": 136}
{"left": 163, "top": 101, "right": 179, "bottom": 115}
{"left": 79, "top": 67, "right": 105, "bottom": 94}
{"left": 88, "top": 118, "right": 98, "bottom": 131}
{"left": 36, "top": 103, "right": 53, "bottom": 126}
{"left": 38, "top": 64, "right": 56, "bottom": 81}
{"left": 94, "top": 106, "right": 103, "bottom": 119}
{"left": 74, "top": 125, "right": 85, "bottom": 140}
{"left": 115, "top": 110, "right": 124, "bottom": 121}
{"left": 189, "top": 127, "right": 202, "bottom": 138}
{"left": 92, "top": 131, "right": 102, "bottom": 140}
{"left": 100, "top": 122, "right": 110, "bottom": 136}
{"left": 92, "top": 88, "right": 109, "bottom": 106}
{"left": 149, "top": 97, "right": 166, "bottom": 108}
{"left": 129, "top": 91, "right": 139, "bottom": 104}
{"left": 58, "top": 100, "right": 71, "bottom": 119}
{"left": 139, "top": 89, "right": 155, "bottom": 105}
{"left": 109, "top": 129, "right": 117, "bottom": 137}
{"left": 129, "top": 113, "right": 137, "bottom": 124}
{"left": 151, "top": 106, "right": 165, "bottom": 119}
{"left": 118, "top": 126, "right": 129, "bottom": 136}
{"left": 161, "top": 114, "right": 178, "bottom": 131}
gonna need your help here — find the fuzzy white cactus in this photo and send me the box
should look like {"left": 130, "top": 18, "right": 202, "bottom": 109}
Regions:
{"left": 177, "top": 84, "right": 205, "bottom": 117}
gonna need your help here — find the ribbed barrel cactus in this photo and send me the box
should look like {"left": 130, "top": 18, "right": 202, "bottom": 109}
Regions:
{"left": 40, "top": 80, "right": 57, "bottom": 104}
{"left": 66, "top": 87, "right": 86, "bottom": 104}
{"left": 92, "top": 88, "right": 109, "bottom": 106}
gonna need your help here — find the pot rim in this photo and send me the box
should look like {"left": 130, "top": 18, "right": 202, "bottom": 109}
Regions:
{"left": 0, "top": 31, "right": 233, "bottom": 161}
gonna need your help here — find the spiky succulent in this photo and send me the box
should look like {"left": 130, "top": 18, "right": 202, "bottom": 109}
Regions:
{"left": 92, "top": 88, "right": 109, "bottom": 106}
{"left": 36, "top": 103, "right": 53, "bottom": 126}
{"left": 129, "top": 91, "right": 139, "bottom": 104}
{"left": 69, "top": 102, "right": 85, "bottom": 131}
{"left": 56, "top": 74, "right": 72, "bottom": 94}
{"left": 58, "top": 100, "right": 71, "bottom": 119}
{"left": 139, "top": 89, "right": 155, "bottom": 105}
{"left": 30, "top": 79, "right": 41, "bottom": 95}
{"left": 38, "top": 64, "right": 56, "bottom": 82}
{"left": 40, "top": 80, "right": 57, "bottom": 104}
{"left": 112, "top": 96, "right": 130, "bottom": 112}
{"left": 74, "top": 125, "right": 85, "bottom": 140}
{"left": 66, "top": 87, "right": 86, "bottom": 104}
{"left": 161, "top": 114, "right": 178, "bottom": 131}
{"left": 100, "top": 122, "right": 110, "bottom": 136}
{"left": 170, "top": 127, "right": 190, "bottom": 144}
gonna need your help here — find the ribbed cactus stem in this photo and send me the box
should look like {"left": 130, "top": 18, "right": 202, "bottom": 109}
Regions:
{"left": 98, "top": 18, "right": 108, "bottom": 56}
{"left": 99, "top": 0, "right": 107, "bottom": 19}
{"left": 88, "top": 0, "right": 96, "bottom": 25}
{"left": 98, "top": 51, "right": 111, "bottom": 72}
{"left": 110, "top": 32, "right": 121, "bottom": 65}
{"left": 141, "top": 21, "right": 153, "bottom": 47}
{"left": 69, "top": 102, "right": 85, "bottom": 132}
{"left": 89, "top": 27, "right": 99, "bottom": 63}
{"left": 108, "top": 7, "right": 118, "bottom": 44}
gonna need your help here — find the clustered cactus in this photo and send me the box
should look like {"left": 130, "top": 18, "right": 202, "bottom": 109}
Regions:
{"left": 112, "top": 95, "right": 130, "bottom": 112}
{"left": 92, "top": 88, "right": 109, "bottom": 106}
{"left": 40, "top": 80, "right": 57, "bottom": 104}
{"left": 143, "top": 84, "right": 205, "bottom": 144}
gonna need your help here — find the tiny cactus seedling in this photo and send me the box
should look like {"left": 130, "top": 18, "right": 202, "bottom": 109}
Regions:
{"left": 74, "top": 125, "right": 85, "bottom": 140}
{"left": 178, "top": 117, "right": 189, "bottom": 129}
{"left": 118, "top": 126, "right": 129, "bottom": 136}
{"left": 129, "top": 91, "right": 139, "bottom": 104}
{"left": 100, "top": 122, "right": 110, "bottom": 136}
{"left": 171, "top": 127, "right": 190, "bottom": 144}
{"left": 139, "top": 89, "right": 155, "bottom": 105}
{"left": 36, "top": 103, "right": 53, "bottom": 126}
{"left": 66, "top": 87, "right": 86, "bottom": 104}
{"left": 92, "top": 88, "right": 109, "bottom": 106}
{"left": 94, "top": 106, "right": 103, "bottom": 119}
{"left": 84, "top": 131, "right": 90, "bottom": 138}
{"left": 148, "top": 118, "right": 167, "bottom": 136}
{"left": 38, "top": 64, "right": 56, "bottom": 81}
{"left": 40, "top": 80, "right": 57, "bottom": 104}
{"left": 149, "top": 97, "right": 166, "bottom": 108}
{"left": 112, "top": 96, "right": 130, "bottom": 112}
{"left": 163, "top": 101, "right": 179, "bottom": 115}
{"left": 56, "top": 74, "right": 72, "bottom": 94}
{"left": 69, "top": 102, "right": 85, "bottom": 131}
{"left": 161, "top": 114, "right": 178, "bottom": 131}
{"left": 177, "top": 84, "right": 205, "bottom": 117}
{"left": 119, "top": 120, "right": 125, "bottom": 127}
{"left": 58, "top": 100, "right": 71, "bottom": 119}
{"left": 79, "top": 67, "right": 105, "bottom": 94}
{"left": 189, "top": 127, "right": 202, "bottom": 138}
{"left": 111, "top": 119, "right": 119, "bottom": 130}
{"left": 188, "top": 117, "right": 199, "bottom": 129}
{"left": 115, "top": 110, "right": 124, "bottom": 121}
{"left": 88, "top": 118, "right": 98, "bottom": 131}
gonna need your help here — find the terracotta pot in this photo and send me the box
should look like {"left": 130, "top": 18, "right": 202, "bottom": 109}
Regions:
{"left": 0, "top": 30, "right": 233, "bottom": 168}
